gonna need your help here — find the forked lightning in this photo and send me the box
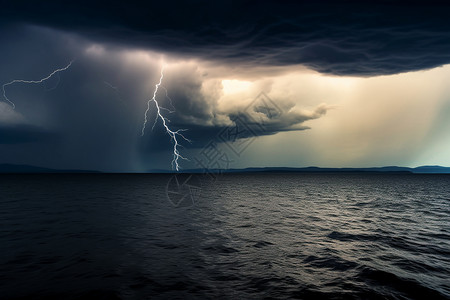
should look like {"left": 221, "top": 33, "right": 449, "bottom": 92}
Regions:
{"left": 141, "top": 66, "right": 190, "bottom": 171}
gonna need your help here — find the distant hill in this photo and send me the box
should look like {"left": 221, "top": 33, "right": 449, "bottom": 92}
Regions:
{"left": 412, "top": 165, "right": 450, "bottom": 173}
{"left": 1, "top": 164, "right": 449, "bottom": 174}
{"left": 154, "top": 166, "right": 450, "bottom": 174}
{"left": 229, "top": 166, "right": 450, "bottom": 174}
{"left": 0, "top": 164, "right": 101, "bottom": 173}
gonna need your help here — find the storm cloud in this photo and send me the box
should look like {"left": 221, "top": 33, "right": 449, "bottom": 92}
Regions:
{"left": 0, "top": 102, "right": 59, "bottom": 144}
{"left": 0, "top": 124, "right": 59, "bottom": 145}
{"left": 2, "top": 1, "right": 450, "bottom": 76}
{"left": 2, "top": 1, "right": 450, "bottom": 171}
{"left": 0, "top": 27, "right": 330, "bottom": 170}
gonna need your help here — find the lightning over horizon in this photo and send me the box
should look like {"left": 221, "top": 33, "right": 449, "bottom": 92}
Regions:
{"left": 2, "top": 60, "right": 74, "bottom": 109}
{"left": 141, "top": 65, "right": 191, "bottom": 171}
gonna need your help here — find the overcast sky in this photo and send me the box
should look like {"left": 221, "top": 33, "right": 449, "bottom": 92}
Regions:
{"left": 1, "top": 1, "right": 450, "bottom": 171}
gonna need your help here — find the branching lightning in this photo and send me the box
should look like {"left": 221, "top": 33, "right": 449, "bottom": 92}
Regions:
{"left": 3, "top": 60, "right": 188, "bottom": 170}
{"left": 160, "top": 85, "right": 176, "bottom": 111}
{"left": 141, "top": 65, "right": 190, "bottom": 171}
{"left": 2, "top": 60, "right": 74, "bottom": 109}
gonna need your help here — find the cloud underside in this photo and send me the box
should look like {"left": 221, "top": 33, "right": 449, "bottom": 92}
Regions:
{"left": 152, "top": 100, "right": 329, "bottom": 149}
{"left": 140, "top": 87, "right": 330, "bottom": 151}
{"left": 3, "top": 1, "right": 450, "bottom": 76}
{"left": 0, "top": 125, "right": 59, "bottom": 144}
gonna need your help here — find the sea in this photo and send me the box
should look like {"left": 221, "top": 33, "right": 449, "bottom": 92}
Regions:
{"left": 0, "top": 173, "right": 449, "bottom": 299}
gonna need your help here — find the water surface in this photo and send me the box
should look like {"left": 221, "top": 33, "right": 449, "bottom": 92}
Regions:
{"left": 0, "top": 173, "right": 449, "bottom": 299}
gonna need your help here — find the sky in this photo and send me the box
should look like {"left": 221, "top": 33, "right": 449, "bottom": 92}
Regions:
{"left": 1, "top": 1, "right": 450, "bottom": 172}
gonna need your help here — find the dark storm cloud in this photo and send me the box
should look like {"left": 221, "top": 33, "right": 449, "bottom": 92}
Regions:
{"left": 0, "top": 29, "right": 147, "bottom": 170}
{"left": 0, "top": 124, "right": 59, "bottom": 144}
{"left": 0, "top": 23, "right": 331, "bottom": 170}
{"left": 140, "top": 87, "right": 330, "bottom": 152}
{"left": 2, "top": 1, "right": 450, "bottom": 76}
{"left": 132, "top": 61, "right": 330, "bottom": 155}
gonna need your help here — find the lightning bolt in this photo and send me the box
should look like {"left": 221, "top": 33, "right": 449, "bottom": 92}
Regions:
{"left": 2, "top": 60, "right": 74, "bottom": 109}
{"left": 104, "top": 81, "right": 126, "bottom": 106}
{"left": 142, "top": 65, "right": 190, "bottom": 171}
{"left": 160, "top": 85, "right": 176, "bottom": 111}
{"left": 104, "top": 80, "right": 119, "bottom": 92}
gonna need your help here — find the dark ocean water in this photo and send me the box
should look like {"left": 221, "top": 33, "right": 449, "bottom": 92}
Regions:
{"left": 0, "top": 173, "right": 449, "bottom": 299}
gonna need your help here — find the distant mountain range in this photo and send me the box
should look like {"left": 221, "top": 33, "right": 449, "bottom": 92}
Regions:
{"left": 1, "top": 164, "right": 450, "bottom": 174}
{"left": 168, "top": 166, "right": 450, "bottom": 174}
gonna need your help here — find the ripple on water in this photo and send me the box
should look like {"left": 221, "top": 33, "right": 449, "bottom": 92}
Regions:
{"left": 0, "top": 173, "right": 449, "bottom": 299}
